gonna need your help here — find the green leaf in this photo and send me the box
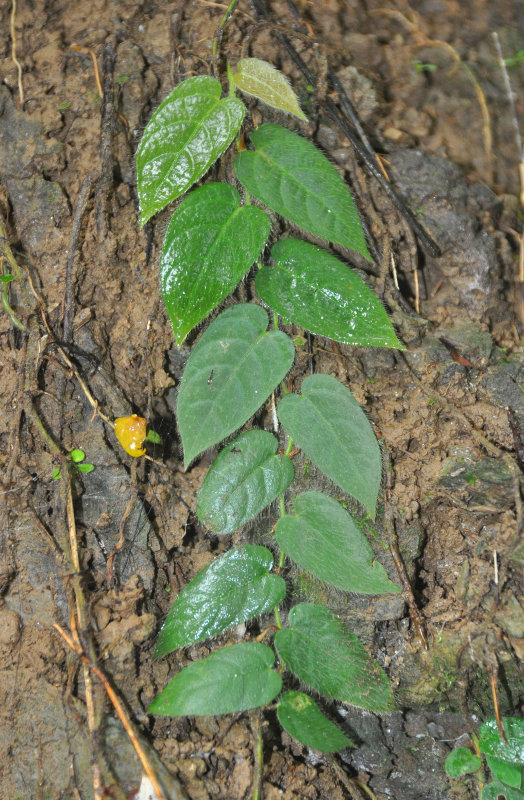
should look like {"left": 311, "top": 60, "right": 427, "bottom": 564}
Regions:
{"left": 148, "top": 642, "right": 282, "bottom": 716}
{"left": 146, "top": 429, "right": 162, "bottom": 444}
{"left": 76, "top": 462, "right": 94, "bottom": 474}
{"left": 160, "top": 183, "right": 270, "bottom": 345}
{"left": 274, "top": 604, "right": 396, "bottom": 712}
{"left": 276, "top": 491, "right": 400, "bottom": 594}
{"left": 479, "top": 719, "right": 524, "bottom": 766}
{"left": 485, "top": 755, "right": 522, "bottom": 789}
{"left": 277, "top": 374, "right": 382, "bottom": 516}
{"left": 482, "top": 781, "right": 524, "bottom": 800}
{"left": 444, "top": 747, "right": 482, "bottom": 777}
{"left": 277, "top": 691, "right": 353, "bottom": 752}
{"left": 257, "top": 238, "right": 403, "bottom": 348}
{"left": 137, "top": 76, "right": 245, "bottom": 224}
{"left": 197, "top": 430, "right": 294, "bottom": 533}
{"left": 70, "top": 448, "right": 85, "bottom": 463}
{"left": 0, "top": 274, "right": 14, "bottom": 284}
{"left": 234, "top": 124, "right": 370, "bottom": 258}
{"left": 52, "top": 467, "right": 61, "bottom": 480}
{"left": 178, "top": 304, "right": 294, "bottom": 468}
{"left": 233, "top": 58, "right": 307, "bottom": 121}
{"left": 155, "top": 545, "right": 286, "bottom": 655}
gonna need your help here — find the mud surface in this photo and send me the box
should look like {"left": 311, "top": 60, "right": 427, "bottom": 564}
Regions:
{"left": 1, "top": 1, "right": 523, "bottom": 799}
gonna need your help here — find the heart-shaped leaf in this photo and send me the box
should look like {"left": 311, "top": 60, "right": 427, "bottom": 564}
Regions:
{"left": 478, "top": 718, "right": 524, "bottom": 766}
{"left": 257, "top": 238, "right": 403, "bottom": 348}
{"left": 137, "top": 76, "right": 245, "bottom": 224}
{"left": 445, "top": 748, "right": 482, "bottom": 778}
{"left": 276, "top": 491, "right": 399, "bottom": 593}
{"left": 277, "top": 374, "right": 382, "bottom": 516}
{"left": 197, "top": 431, "right": 294, "bottom": 533}
{"left": 161, "top": 183, "right": 270, "bottom": 345}
{"left": 178, "top": 304, "right": 294, "bottom": 468}
{"left": 155, "top": 545, "right": 285, "bottom": 655}
{"left": 274, "top": 604, "right": 396, "bottom": 712}
{"left": 485, "top": 755, "right": 522, "bottom": 789}
{"left": 481, "top": 782, "right": 524, "bottom": 800}
{"left": 233, "top": 58, "right": 307, "bottom": 120}
{"left": 277, "top": 691, "right": 353, "bottom": 752}
{"left": 235, "top": 124, "right": 370, "bottom": 258}
{"left": 148, "top": 642, "right": 282, "bottom": 716}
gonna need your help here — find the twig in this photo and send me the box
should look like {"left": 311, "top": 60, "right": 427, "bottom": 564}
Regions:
{"left": 24, "top": 266, "right": 114, "bottom": 426}
{"left": 373, "top": 3, "right": 492, "bottom": 179}
{"left": 106, "top": 460, "right": 137, "bottom": 585}
{"left": 63, "top": 171, "right": 98, "bottom": 343}
{"left": 384, "top": 453, "right": 428, "bottom": 650}
{"left": 249, "top": 0, "right": 441, "bottom": 258}
{"left": 492, "top": 31, "right": 524, "bottom": 330}
{"left": 487, "top": 659, "right": 507, "bottom": 744}
{"left": 10, "top": 0, "right": 24, "bottom": 106}
{"left": 54, "top": 623, "right": 171, "bottom": 800}
{"left": 250, "top": 710, "right": 263, "bottom": 800}
{"left": 97, "top": 42, "right": 116, "bottom": 240}
{"left": 70, "top": 44, "right": 104, "bottom": 99}
{"left": 211, "top": 0, "right": 241, "bottom": 77}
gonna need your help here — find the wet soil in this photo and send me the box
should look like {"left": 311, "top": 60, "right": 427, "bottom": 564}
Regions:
{"left": 1, "top": 1, "right": 523, "bottom": 799}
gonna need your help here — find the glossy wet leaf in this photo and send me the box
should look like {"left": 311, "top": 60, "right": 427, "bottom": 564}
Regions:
{"left": 137, "top": 76, "right": 245, "bottom": 224}
{"left": 257, "top": 238, "right": 402, "bottom": 348}
{"left": 445, "top": 747, "right": 482, "bottom": 777}
{"left": 234, "top": 124, "right": 370, "bottom": 258}
{"left": 478, "top": 719, "right": 524, "bottom": 766}
{"left": 148, "top": 642, "right": 282, "bottom": 716}
{"left": 485, "top": 755, "right": 522, "bottom": 789}
{"left": 233, "top": 58, "right": 307, "bottom": 120}
{"left": 481, "top": 782, "right": 524, "bottom": 800}
{"left": 197, "top": 431, "right": 294, "bottom": 533}
{"left": 178, "top": 304, "right": 294, "bottom": 468}
{"left": 276, "top": 491, "right": 399, "bottom": 594}
{"left": 274, "top": 604, "right": 396, "bottom": 712}
{"left": 277, "top": 691, "right": 353, "bottom": 752}
{"left": 161, "top": 183, "right": 270, "bottom": 345}
{"left": 277, "top": 374, "right": 381, "bottom": 516}
{"left": 155, "top": 545, "right": 285, "bottom": 655}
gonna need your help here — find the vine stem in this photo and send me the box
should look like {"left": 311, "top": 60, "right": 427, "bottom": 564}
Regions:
{"left": 250, "top": 710, "right": 264, "bottom": 800}
{"left": 212, "top": 0, "right": 241, "bottom": 75}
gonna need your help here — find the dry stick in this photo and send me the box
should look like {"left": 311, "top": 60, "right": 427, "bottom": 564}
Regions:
{"left": 374, "top": 3, "right": 492, "bottom": 181}
{"left": 63, "top": 171, "right": 98, "bottom": 343}
{"left": 70, "top": 44, "right": 104, "bottom": 98}
{"left": 54, "top": 624, "right": 173, "bottom": 800}
{"left": 487, "top": 659, "right": 507, "bottom": 744}
{"left": 24, "top": 267, "right": 113, "bottom": 425}
{"left": 327, "top": 756, "right": 373, "bottom": 800}
{"left": 492, "top": 31, "right": 524, "bottom": 332}
{"left": 10, "top": 0, "right": 24, "bottom": 106}
{"left": 97, "top": 42, "right": 116, "bottom": 241}
{"left": 249, "top": 0, "right": 441, "bottom": 258}
{"left": 250, "top": 710, "right": 264, "bottom": 800}
{"left": 106, "top": 459, "right": 137, "bottom": 585}
{"left": 63, "top": 476, "right": 106, "bottom": 800}
{"left": 20, "top": 322, "right": 107, "bottom": 798}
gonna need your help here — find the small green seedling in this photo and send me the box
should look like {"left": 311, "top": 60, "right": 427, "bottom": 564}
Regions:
{"left": 136, "top": 58, "right": 403, "bottom": 753}
{"left": 445, "top": 718, "right": 524, "bottom": 799}
{"left": 1, "top": 272, "right": 25, "bottom": 331}
{"left": 504, "top": 50, "right": 524, "bottom": 68}
{"left": 412, "top": 59, "right": 438, "bottom": 73}
{"left": 52, "top": 448, "right": 94, "bottom": 481}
